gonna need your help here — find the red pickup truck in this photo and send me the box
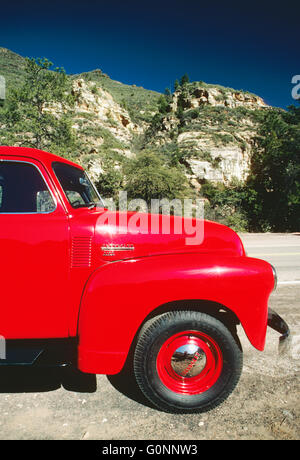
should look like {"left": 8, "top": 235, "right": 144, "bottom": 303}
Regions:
{"left": 0, "top": 146, "right": 290, "bottom": 413}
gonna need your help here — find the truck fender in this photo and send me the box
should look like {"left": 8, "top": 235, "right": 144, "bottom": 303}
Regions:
{"left": 77, "top": 253, "right": 274, "bottom": 374}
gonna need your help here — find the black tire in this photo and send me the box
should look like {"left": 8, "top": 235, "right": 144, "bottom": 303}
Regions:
{"left": 133, "top": 310, "right": 243, "bottom": 413}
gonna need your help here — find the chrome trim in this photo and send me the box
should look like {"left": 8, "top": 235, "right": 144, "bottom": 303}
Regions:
{"left": 0, "top": 159, "right": 57, "bottom": 214}
{"left": 171, "top": 344, "right": 206, "bottom": 378}
{"left": 267, "top": 307, "right": 291, "bottom": 354}
{"left": 101, "top": 245, "right": 135, "bottom": 252}
{"left": 271, "top": 264, "right": 277, "bottom": 291}
{"left": 101, "top": 244, "right": 135, "bottom": 255}
{"left": 101, "top": 243, "right": 135, "bottom": 256}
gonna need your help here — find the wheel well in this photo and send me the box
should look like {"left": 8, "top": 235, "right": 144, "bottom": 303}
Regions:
{"left": 136, "top": 299, "right": 240, "bottom": 343}
{"left": 121, "top": 300, "right": 241, "bottom": 374}
{"left": 148, "top": 300, "right": 238, "bottom": 325}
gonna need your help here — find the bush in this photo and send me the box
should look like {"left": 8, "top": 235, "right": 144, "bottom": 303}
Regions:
{"left": 123, "top": 151, "right": 192, "bottom": 203}
{"left": 94, "top": 156, "right": 123, "bottom": 201}
{"left": 201, "top": 181, "right": 249, "bottom": 231}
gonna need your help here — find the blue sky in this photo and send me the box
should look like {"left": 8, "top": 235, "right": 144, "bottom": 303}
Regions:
{"left": 1, "top": 0, "right": 299, "bottom": 108}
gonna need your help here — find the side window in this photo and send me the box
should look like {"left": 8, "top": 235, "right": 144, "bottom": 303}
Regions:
{"left": 0, "top": 161, "right": 56, "bottom": 213}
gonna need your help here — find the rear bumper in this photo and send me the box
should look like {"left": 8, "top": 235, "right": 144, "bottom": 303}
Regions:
{"left": 267, "top": 308, "right": 291, "bottom": 354}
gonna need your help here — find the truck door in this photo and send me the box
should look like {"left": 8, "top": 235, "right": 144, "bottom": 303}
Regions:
{"left": 0, "top": 158, "right": 70, "bottom": 338}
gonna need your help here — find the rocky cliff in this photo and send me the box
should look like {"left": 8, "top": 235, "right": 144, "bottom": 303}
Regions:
{"left": 0, "top": 47, "right": 272, "bottom": 189}
{"left": 68, "top": 76, "right": 270, "bottom": 187}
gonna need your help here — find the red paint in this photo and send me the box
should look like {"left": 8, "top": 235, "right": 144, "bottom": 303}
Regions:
{"left": 77, "top": 253, "right": 273, "bottom": 373}
{"left": 0, "top": 146, "right": 275, "bottom": 375}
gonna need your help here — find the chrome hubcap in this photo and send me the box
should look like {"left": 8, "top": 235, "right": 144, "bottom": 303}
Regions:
{"left": 171, "top": 343, "right": 207, "bottom": 378}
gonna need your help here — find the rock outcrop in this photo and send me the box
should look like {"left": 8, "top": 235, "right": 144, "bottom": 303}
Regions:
{"left": 0, "top": 46, "right": 272, "bottom": 189}
{"left": 71, "top": 78, "right": 143, "bottom": 145}
{"left": 66, "top": 78, "right": 271, "bottom": 187}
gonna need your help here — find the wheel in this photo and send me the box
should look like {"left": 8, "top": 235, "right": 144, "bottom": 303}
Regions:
{"left": 133, "top": 310, "right": 243, "bottom": 413}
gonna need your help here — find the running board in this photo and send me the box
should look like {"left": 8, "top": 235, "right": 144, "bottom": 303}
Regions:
{"left": 0, "top": 338, "right": 77, "bottom": 367}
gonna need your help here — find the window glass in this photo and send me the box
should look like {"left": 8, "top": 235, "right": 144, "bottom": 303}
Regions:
{"left": 0, "top": 161, "right": 56, "bottom": 213}
{"left": 53, "top": 162, "right": 103, "bottom": 208}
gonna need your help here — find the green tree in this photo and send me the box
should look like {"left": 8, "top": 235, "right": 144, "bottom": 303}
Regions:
{"left": 94, "top": 155, "right": 123, "bottom": 201}
{"left": 245, "top": 106, "right": 300, "bottom": 231}
{"left": 164, "top": 87, "right": 171, "bottom": 98}
{"left": 123, "top": 151, "right": 191, "bottom": 203}
{"left": 201, "top": 180, "right": 249, "bottom": 231}
{"left": 180, "top": 73, "right": 190, "bottom": 86}
{"left": 157, "top": 94, "right": 169, "bottom": 114}
{"left": 0, "top": 57, "right": 77, "bottom": 156}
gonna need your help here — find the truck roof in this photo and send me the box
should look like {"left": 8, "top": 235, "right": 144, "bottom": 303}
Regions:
{"left": 0, "top": 146, "right": 83, "bottom": 170}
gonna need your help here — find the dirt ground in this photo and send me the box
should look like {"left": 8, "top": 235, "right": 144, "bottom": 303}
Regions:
{"left": 0, "top": 284, "right": 299, "bottom": 441}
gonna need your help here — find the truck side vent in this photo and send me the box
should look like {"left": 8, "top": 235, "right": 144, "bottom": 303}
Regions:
{"left": 71, "top": 237, "right": 92, "bottom": 268}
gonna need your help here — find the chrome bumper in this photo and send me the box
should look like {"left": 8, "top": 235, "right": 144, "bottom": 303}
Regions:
{"left": 267, "top": 308, "right": 291, "bottom": 354}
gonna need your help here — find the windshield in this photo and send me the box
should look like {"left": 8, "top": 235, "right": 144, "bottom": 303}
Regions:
{"left": 52, "top": 162, "right": 104, "bottom": 209}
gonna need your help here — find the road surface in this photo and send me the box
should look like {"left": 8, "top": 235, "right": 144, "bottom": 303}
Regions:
{"left": 239, "top": 233, "right": 300, "bottom": 284}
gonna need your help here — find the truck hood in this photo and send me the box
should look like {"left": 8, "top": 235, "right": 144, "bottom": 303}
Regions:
{"left": 91, "top": 209, "right": 245, "bottom": 262}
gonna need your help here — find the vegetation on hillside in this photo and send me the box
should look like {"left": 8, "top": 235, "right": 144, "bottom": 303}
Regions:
{"left": 199, "top": 105, "right": 300, "bottom": 231}
{"left": 73, "top": 70, "right": 161, "bottom": 124}
{"left": 245, "top": 106, "right": 300, "bottom": 231}
{"left": 0, "top": 48, "right": 27, "bottom": 89}
{"left": 0, "top": 51, "right": 299, "bottom": 232}
{"left": 0, "top": 57, "right": 77, "bottom": 156}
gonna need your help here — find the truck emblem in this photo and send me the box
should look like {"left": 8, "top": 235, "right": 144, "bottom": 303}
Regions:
{"left": 101, "top": 243, "right": 135, "bottom": 256}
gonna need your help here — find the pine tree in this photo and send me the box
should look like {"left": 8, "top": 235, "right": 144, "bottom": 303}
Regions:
{"left": 0, "top": 57, "right": 77, "bottom": 156}
{"left": 180, "top": 73, "right": 190, "bottom": 86}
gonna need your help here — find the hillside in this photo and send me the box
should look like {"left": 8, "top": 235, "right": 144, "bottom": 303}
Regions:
{"left": 1, "top": 48, "right": 299, "bottom": 233}
{"left": 66, "top": 75, "right": 272, "bottom": 188}
{"left": 0, "top": 47, "right": 27, "bottom": 89}
{"left": 0, "top": 47, "right": 272, "bottom": 187}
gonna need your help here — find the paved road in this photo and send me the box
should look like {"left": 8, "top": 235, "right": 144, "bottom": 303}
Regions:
{"left": 239, "top": 233, "right": 300, "bottom": 284}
